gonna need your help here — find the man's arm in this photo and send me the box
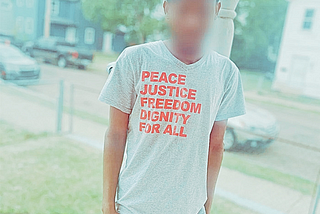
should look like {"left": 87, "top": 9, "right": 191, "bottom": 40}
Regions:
{"left": 102, "top": 107, "right": 129, "bottom": 214}
{"left": 204, "top": 120, "right": 228, "bottom": 214}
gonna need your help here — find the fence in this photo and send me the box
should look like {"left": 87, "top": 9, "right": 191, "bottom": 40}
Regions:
{"left": 0, "top": 76, "right": 319, "bottom": 214}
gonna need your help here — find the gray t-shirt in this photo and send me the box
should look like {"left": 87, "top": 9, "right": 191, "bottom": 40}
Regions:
{"left": 98, "top": 40, "right": 246, "bottom": 214}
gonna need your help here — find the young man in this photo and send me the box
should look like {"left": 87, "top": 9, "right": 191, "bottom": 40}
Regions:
{"left": 99, "top": 0, "right": 246, "bottom": 213}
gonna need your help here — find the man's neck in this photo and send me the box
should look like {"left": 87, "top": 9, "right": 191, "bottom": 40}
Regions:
{"left": 164, "top": 39, "right": 205, "bottom": 65}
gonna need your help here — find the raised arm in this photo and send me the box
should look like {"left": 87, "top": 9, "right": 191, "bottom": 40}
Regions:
{"left": 102, "top": 107, "right": 129, "bottom": 214}
{"left": 204, "top": 119, "right": 227, "bottom": 213}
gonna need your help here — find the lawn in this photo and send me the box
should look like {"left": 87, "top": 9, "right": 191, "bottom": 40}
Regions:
{"left": 0, "top": 122, "right": 103, "bottom": 214}
{"left": 240, "top": 70, "right": 320, "bottom": 107}
{"left": 0, "top": 121, "right": 258, "bottom": 214}
{"left": 222, "top": 152, "right": 316, "bottom": 196}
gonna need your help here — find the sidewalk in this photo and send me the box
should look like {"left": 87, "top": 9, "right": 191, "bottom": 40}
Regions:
{"left": 217, "top": 168, "right": 318, "bottom": 214}
{"left": 245, "top": 91, "right": 320, "bottom": 114}
{"left": 0, "top": 82, "right": 319, "bottom": 214}
{"left": 0, "top": 82, "right": 107, "bottom": 143}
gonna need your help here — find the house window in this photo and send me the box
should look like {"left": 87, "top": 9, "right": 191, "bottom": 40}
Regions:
{"left": 51, "top": 0, "right": 60, "bottom": 16}
{"left": 302, "top": 9, "right": 315, "bottom": 30}
{"left": 66, "top": 27, "right": 76, "bottom": 44}
{"left": 84, "top": 28, "right": 95, "bottom": 45}
{"left": 16, "top": 16, "right": 24, "bottom": 33}
{"left": 0, "top": 0, "right": 13, "bottom": 10}
{"left": 25, "top": 17, "right": 34, "bottom": 34}
{"left": 16, "top": 0, "right": 23, "bottom": 7}
{"left": 26, "top": 0, "right": 34, "bottom": 8}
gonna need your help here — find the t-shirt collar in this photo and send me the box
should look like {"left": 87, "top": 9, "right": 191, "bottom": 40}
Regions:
{"left": 159, "top": 40, "right": 209, "bottom": 71}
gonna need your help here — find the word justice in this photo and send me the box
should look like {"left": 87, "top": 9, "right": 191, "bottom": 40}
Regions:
{"left": 140, "top": 84, "right": 197, "bottom": 100}
{"left": 141, "top": 71, "right": 187, "bottom": 85}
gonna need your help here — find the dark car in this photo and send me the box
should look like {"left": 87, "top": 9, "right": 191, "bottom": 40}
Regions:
{"left": 0, "top": 44, "right": 40, "bottom": 81}
{"left": 22, "top": 37, "right": 94, "bottom": 69}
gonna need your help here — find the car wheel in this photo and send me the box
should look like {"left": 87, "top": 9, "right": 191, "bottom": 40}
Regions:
{"left": 223, "top": 128, "right": 237, "bottom": 151}
{"left": 25, "top": 49, "right": 34, "bottom": 57}
{"left": 58, "top": 56, "right": 67, "bottom": 68}
{"left": 78, "top": 65, "right": 86, "bottom": 70}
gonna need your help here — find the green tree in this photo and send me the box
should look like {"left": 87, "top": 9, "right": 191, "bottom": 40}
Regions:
{"left": 82, "top": 0, "right": 165, "bottom": 44}
{"left": 231, "top": 0, "right": 288, "bottom": 72}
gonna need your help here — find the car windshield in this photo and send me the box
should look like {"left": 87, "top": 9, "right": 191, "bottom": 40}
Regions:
{"left": 1, "top": 46, "right": 25, "bottom": 59}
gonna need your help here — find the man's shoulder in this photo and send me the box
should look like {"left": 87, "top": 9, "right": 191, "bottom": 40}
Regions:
{"left": 206, "top": 50, "right": 241, "bottom": 84}
{"left": 208, "top": 50, "right": 238, "bottom": 71}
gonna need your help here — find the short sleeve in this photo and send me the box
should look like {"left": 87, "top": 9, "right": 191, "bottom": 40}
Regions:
{"left": 98, "top": 48, "right": 137, "bottom": 114}
{"left": 215, "top": 64, "right": 246, "bottom": 121}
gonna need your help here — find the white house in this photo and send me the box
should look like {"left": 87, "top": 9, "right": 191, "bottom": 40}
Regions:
{"left": 273, "top": 0, "right": 320, "bottom": 99}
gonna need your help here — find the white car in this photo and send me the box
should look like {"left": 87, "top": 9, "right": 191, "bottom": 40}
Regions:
{"left": 224, "top": 103, "right": 280, "bottom": 152}
{"left": 0, "top": 44, "right": 40, "bottom": 81}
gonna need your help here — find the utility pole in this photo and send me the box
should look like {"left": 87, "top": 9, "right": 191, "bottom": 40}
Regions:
{"left": 211, "top": 0, "right": 240, "bottom": 58}
{"left": 44, "top": 0, "right": 51, "bottom": 38}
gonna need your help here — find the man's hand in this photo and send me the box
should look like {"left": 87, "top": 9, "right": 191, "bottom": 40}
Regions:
{"left": 101, "top": 205, "right": 118, "bottom": 214}
{"left": 102, "top": 201, "right": 119, "bottom": 214}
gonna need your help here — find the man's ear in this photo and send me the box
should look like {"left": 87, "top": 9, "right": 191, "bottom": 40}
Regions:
{"left": 215, "top": 2, "right": 221, "bottom": 16}
{"left": 163, "top": 1, "right": 169, "bottom": 15}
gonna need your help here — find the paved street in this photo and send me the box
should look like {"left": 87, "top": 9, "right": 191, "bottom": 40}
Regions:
{"left": 1, "top": 63, "right": 320, "bottom": 213}
{"left": 239, "top": 103, "right": 320, "bottom": 182}
{"left": 1, "top": 63, "right": 320, "bottom": 183}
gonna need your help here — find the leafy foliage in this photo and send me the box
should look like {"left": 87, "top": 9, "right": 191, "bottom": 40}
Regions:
{"left": 82, "top": 0, "right": 288, "bottom": 72}
{"left": 82, "top": 0, "right": 165, "bottom": 44}
{"left": 231, "top": 0, "right": 288, "bottom": 72}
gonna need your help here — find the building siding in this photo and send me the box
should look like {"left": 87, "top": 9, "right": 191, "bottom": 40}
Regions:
{"left": 273, "top": 0, "right": 320, "bottom": 99}
{"left": 0, "top": 0, "right": 117, "bottom": 51}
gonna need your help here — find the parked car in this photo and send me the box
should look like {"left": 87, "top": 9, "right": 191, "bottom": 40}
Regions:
{"left": 22, "top": 37, "right": 94, "bottom": 69}
{"left": 223, "top": 103, "right": 280, "bottom": 152}
{"left": 0, "top": 34, "right": 24, "bottom": 49}
{"left": 0, "top": 34, "right": 12, "bottom": 45}
{"left": 0, "top": 44, "right": 40, "bottom": 81}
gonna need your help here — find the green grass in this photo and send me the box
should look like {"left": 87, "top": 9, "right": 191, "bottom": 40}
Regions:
{"left": 240, "top": 70, "right": 320, "bottom": 107}
{"left": 211, "top": 197, "right": 258, "bottom": 214}
{"left": 240, "top": 70, "right": 273, "bottom": 92}
{"left": 0, "top": 121, "right": 257, "bottom": 214}
{"left": 0, "top": 121, "right": 50, "bottom": 147}
{"left": 222, "top": 152, "right": 316, "bottom": 196}
{"left": 0, "top": 121, "right": 103, "bottom": 214}
{"left": 2, "top": 76, "right": 317, "bottom": 198}
{"left": 2, "top": 65, "right": 318, "bottom": 211}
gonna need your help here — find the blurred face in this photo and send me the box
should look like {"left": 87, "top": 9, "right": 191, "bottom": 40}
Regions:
{"left": 164, "top": 0, "right": 219, "bottom": 50}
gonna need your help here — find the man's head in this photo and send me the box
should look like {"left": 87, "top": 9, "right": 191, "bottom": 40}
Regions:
{"left": 164, "top": 0, "right": 221, "bottom": 52}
